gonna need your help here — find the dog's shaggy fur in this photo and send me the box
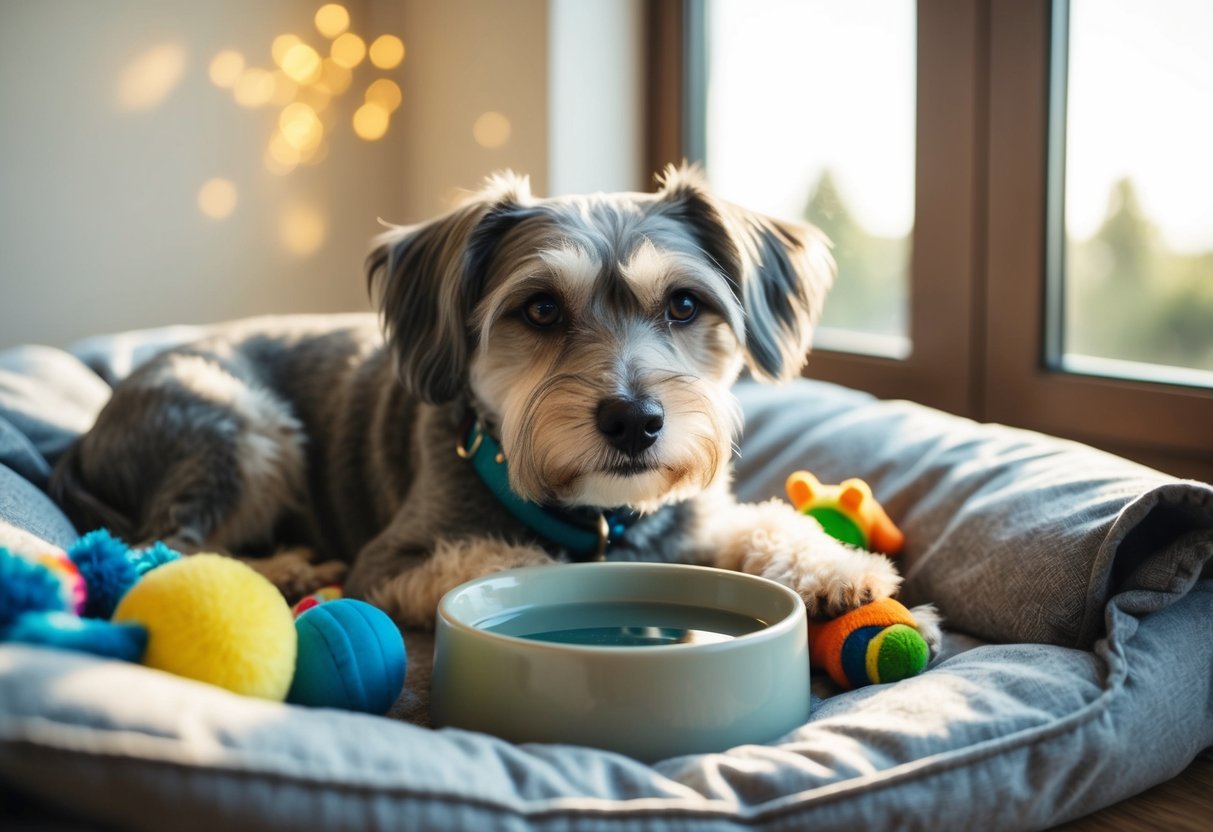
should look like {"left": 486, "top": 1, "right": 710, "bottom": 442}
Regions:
{"left": 51, "top": 166, "right": 940, "bottom": 647}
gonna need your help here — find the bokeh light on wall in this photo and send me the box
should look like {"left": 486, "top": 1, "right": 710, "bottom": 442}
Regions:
{"left": 280, "top": 103, "right": 324, "bottom": 153}
{"left": 208, "top": 51, "right": 245, "bottom": 89}
{"left": 272, "top": 34, "right": 303, "bottom": 67}
{"left": 197, "top": 178, "right": 238, "bottom": 220}
{"left": 280, "top": 42, "right": 323, "bottom": 84}
{"left": 233, "top": 68, "right": 275, "bottom": 108}
{"left": 368, "top": 36, "right": 405, "bottom": 70}
{"left": 316, "top": 60, "right": 353, "bottom": 96}
{"left": 117, "top": 43, "right": 187, "bottom": 112}
{"left": 365, "top": 79, "right": 402, "bottom": 112}
{"left": 353, "top": 103, "right": 390, "bottom": 141}
{"left": 280, "top": 204, "right": 328, "bottom": 257}
{"left": 314, "top": 4, "right": 351, "bottom": 39}
{"left": 331, "top": 33, "right": 367, "bottom": 69}
{"left": 208, "top": 2, "right": 406, "bottom": 196}
{"left": 473, "top": 111, "right": 512, "bottom": 149}
{"left": 268, "top": 71, "right": 299, "bottom": 107}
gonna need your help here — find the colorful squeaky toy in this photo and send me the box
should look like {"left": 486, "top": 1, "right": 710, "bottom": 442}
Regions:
{"left": 786, "top": 470, "right": 905, "bottom": 555}
{"left": 0, "top": 531, "right": 407, "bottom": 712}
{"left": 806, "top": 596, "right": 929, "bottom": 690}
{"left": 786, "top": 471, "right": 928, "bottom": 689}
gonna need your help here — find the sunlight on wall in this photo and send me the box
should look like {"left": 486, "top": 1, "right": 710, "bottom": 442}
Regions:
{"left": 280, "top": 204, "right": 328, "bottom": 257}
{"left": 473, "top": 111, "right": 512, "bottom": 149}
{"left": 116, "top": 43, "right": 187, "bottom": 112}
{"left": 197, "top": 178, "right": 238, "bottom": 220}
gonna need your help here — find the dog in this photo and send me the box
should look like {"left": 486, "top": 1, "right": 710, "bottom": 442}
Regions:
{"left": 51, "top": 165, "right": 940, "bottom": 650}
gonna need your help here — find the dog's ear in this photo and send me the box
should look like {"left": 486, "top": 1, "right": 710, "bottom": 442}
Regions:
{"left": 655, "top": 163, "right": 835, "bottom": 382}
{"left": 367, "top": 172, "right": 533, "bottom": 403}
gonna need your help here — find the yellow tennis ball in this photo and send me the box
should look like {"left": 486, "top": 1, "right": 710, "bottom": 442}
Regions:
{"left": 113, "top": 554, "right": 297, "bottom": 700}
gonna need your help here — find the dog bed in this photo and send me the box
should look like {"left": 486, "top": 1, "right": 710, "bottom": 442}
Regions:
{"left": 1, "top": 316, "right": 1210, "bottom": 830}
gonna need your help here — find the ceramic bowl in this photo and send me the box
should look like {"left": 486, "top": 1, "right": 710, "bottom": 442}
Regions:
{"left": 431, "top": 562, "right": 809, "bottom": 762}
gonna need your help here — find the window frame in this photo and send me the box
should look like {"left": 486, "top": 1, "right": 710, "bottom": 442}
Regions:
{"left": 649, "top": 0, "right": 1213, "bottom": 482}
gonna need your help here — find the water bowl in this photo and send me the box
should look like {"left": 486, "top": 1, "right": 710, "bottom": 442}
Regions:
{"left": 431, "top": 562, "right": 810, "bottom": 762}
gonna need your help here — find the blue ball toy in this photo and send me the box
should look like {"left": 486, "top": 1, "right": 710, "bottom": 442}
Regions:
{"left": 286, "top": 598, "right": 407, "bottom": 714}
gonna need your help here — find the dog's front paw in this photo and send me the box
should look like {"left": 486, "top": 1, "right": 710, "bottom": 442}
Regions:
{"left": 788, "top": 549, "right": 902, "bottom": 619}
{"left": 907, "top": 603, "right": 944, "bottom": 659}
{"left": 241, "top": 547, "right": 349, "bottom": 604}
{"left": 710, "top": 499, "right": 905, "bottom": 621}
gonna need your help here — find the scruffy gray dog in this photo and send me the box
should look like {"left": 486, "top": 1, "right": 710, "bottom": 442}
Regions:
{"left": 52, "top": 166, "right": 939, "bottom": 645}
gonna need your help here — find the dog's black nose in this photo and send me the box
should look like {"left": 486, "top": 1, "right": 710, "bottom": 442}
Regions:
{"left": 596, "top": 396, "right": 664, "bottom": 457}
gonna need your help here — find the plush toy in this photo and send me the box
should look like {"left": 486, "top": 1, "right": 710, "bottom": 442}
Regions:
{"left": 786, "top": 471, "right": 905, "bottom": 555}
{"left": 112, "top": 553, "right": 299, "bottom": 701}
{"left": 786, "top": 471, "right": 928, "bottom": 689}
{"left": 0, "top": 532, "right": 157, "bottom": 661}
{"left": 806, "top": 597, "right": 929, "bottom": 690}
{"left": 287, "top": 597, "right": 408, "bottom": 714}
{"left": 4, "top": 530, "right": 407, "bottom": 711}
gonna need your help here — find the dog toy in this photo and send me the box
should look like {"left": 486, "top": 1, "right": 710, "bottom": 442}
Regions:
{"left": 287, "top": 597, "right": 408, "bottom": 714}
{"left": 786, "top": 471, "right": 905, "bottom": 555}
{"left": 785, "top": 471, "right": 928, "bottom": 688}
{"left": 806, "top": 597, "right": 929, "bottom": 690}
{"left": 0, "top": 534, "right": 155, "bottom": 661}
{"left": 292, "top": 583, "right": 344, "bottom": 616}
{"left": 3, "top": 531, "right": 405, "bottom": 710}
{"left": 112, "top": 553, "right": 299, "bottom": 701}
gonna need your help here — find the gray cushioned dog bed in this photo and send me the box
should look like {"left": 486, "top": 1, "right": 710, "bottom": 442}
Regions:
{"left": 1, "top": 316, "right": 1211, "bottom": 831}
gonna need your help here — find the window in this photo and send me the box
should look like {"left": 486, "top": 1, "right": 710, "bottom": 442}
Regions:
{"left": 648, "top": 0, "right": 1213, "bottom": 481}
{"left": 1051, "top": 0, "right": 1213, "bottom": 387}
{"left": 700, "top": 0, "right": 916, "bottom": 359}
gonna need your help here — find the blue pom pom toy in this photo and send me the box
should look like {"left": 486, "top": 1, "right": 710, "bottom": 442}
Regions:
{"left": 6, "top": 610, "right": 148, "bottom": 661}
{"left": 1, "top": 531, "right": 181, "bottom": 661}
{"left": 69, "top": 529, "right": 140, "bottom": 619}
{"left": 287, "top": 598, "right": 407, "bottom": 714}
{"left": 0, "top": 551, "right": 67, "bottom": 627}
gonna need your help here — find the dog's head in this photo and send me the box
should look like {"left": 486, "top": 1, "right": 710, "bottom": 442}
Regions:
{"left": 368, "top": 165, "right": 834, "bottom": 512}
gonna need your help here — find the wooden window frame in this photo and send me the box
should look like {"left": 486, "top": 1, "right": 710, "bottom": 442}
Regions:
{"left": 647, "top": 0, "right": 1213, "bottom": 482}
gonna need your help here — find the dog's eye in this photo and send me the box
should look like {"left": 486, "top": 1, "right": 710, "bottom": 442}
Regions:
{"left": 666, "top": 291, "right": 699, "bottom": 324}
{"left": 523, "top": 294, "right": 562, "bottom": 328}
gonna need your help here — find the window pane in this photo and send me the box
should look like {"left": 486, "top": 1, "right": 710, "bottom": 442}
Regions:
{"left": 1058, "top": 0, "right": 1213, "bottom": 386}
{"left": 702, "top": 0, "right": 916, "bottom": 358}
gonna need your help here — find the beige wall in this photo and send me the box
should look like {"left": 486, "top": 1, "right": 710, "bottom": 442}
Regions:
{"left": 383, "top": 0, "right": 551, "bottom": 221}
{"left": 0, "top": 0, "right": 644, "bottom": 350}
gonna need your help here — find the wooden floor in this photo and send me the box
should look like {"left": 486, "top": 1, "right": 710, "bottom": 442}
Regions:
{"left": 1054, "top": 756, "right": 1213, "bottom": 831}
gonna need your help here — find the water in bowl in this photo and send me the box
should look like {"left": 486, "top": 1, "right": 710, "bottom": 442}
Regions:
{"left": 479, "top": 601, "right": 769, "bottom": 646}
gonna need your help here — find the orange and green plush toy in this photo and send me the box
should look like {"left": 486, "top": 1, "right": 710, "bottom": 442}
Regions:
{"left": 806, "top": 596, "right": 929, "bottom": 690}
{"left": 786, "top": 471, "right": 905, "bottom": 555}
{"left": 786, "top": 471, "right": 929, "bottom": 689}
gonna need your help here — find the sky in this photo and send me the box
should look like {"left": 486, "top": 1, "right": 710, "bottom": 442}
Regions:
{"left": 705, "top": 0, "right": 1213, "bottom": 254}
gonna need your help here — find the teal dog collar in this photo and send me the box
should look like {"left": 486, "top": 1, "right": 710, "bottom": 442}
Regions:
{"left": 456, "top": 419, "right": 637, "bottom": 561}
